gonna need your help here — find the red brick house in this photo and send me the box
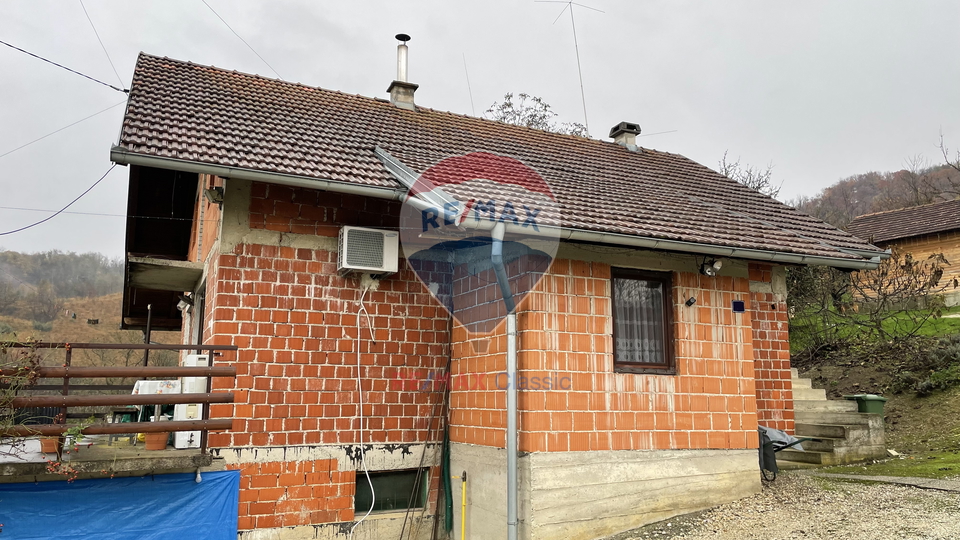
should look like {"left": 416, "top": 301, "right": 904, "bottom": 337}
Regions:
{"left": 110, "top": 52, "right": 886, "bottom": 539}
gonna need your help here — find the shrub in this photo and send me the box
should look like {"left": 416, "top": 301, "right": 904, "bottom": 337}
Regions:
{"left": 31, "top": 321, "right": 52, "bottom": 332}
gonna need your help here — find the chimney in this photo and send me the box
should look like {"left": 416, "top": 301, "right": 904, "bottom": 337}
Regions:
{"left": 387, "top": 34, "right": 418, "bottom": 111}
{"left": 609, "top": 122, "right": 642, "bottom": 151}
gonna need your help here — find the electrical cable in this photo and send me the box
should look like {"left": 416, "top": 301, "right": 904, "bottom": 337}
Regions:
{"left": 0, "top": 164, "right": 116, "bottom": 236}
{"left": 200, "top": 0, "right": 284, "bottom": 80}
{"left": 399, "top": 314, "right": 453, "bottom": 540}
{"left": 350, "top": 277, "right": 378, "bottom": 536}
{"left": 78, "top": 0, "right": 124, "bottom": 87}
{"left": 0, "top": 39, "right": 127, "bottom": 93}
{"left": 0, "top": 207, "right": 223, "bottom": 222}
{"left": 0, "top": 100, "right": 126, "bottom": 160}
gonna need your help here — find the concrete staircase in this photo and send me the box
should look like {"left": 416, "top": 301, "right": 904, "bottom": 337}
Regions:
{"left": 776, "top": 368, "right": 886, "bottom": 468}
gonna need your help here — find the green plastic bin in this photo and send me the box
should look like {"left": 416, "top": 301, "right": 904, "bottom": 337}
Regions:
{"left": 843, "top": 394, "right": 888, "bottom": 414}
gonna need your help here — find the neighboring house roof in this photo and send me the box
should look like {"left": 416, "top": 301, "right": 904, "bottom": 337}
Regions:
{"left": 848, "top": 199, "right": 960, "bottom": 243}
{"left": 111, "top": 53, "right": 885, "bottom": 267}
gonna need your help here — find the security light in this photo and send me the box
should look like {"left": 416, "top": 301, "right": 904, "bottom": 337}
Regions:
{"left": 699, "top": 258, "right": 723, "bottom": 276}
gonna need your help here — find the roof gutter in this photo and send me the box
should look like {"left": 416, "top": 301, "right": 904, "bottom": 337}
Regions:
{"left": 110, "top": 147, "right": 889, "bottom": 270}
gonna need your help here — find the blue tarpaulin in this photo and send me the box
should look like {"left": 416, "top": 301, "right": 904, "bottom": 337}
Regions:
{"left": 0, "top": 470, "right": 239, "bottom": 539}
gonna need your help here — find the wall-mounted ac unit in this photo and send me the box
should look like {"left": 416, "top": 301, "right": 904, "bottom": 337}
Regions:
{"left": 173, "top": 353, "right": 209, "bottom": 449}
{"left": 338, "top": 226, "right": 399, "bottom": 275}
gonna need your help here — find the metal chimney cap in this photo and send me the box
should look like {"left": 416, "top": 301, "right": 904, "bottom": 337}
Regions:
{"left": 609, "top": 122, "right": 641, "bottom": 139}
{"left": 395, "top": 33, "right": 411, "bottom": 43}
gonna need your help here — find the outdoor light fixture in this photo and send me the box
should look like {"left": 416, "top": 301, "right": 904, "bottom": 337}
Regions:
{"left": 204, "top": 187, "right": 224, "bottom": 206}
{"left": 699, "top": 258, "right": 723, "bottom": 276}
{"left": 177, "top": 293, "right": 194, "bottom": 313}
{"left": 685, "top": 297, "right": 697, "bottom": 307}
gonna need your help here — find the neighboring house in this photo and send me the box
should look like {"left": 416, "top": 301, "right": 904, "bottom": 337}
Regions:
{"left": 849, "top": 199, "right": 960, "bottom": 307}
{"left": 108, "top": 52, "right": 886, "bottom": 540}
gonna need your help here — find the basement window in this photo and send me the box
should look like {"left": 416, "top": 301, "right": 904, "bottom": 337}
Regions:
{"left": 354, "top": 468, "right": 429, "bottom": 513}
{"left": 612, "top": 268, "right": 675, "bottom": 374}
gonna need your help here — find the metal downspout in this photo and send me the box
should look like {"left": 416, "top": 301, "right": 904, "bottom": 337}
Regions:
{"left": 490, "top": 222, "right": 518, "bottom": 540}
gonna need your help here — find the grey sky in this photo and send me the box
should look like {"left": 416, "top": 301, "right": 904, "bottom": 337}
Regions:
{"left": 1, "top": 0, "right": 958, "bottom": 258}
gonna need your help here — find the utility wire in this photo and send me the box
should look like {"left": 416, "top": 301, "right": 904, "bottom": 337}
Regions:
{"left": 0, "top": 207, "right": 223, "bottom": 222}
{"left": 0, "top": 101, "right": 126, "bottom": 160}
{"left": 79, "top": 0, "right": 124, "bottom": 87}
{"left": 200, "top": 0, "right": 284, "bottom": 80}
{"left": 0, "top": 39, "right": 127, "bottom": 93}
{"left": 0, "top": 164, "right": 116, "bottom": 236}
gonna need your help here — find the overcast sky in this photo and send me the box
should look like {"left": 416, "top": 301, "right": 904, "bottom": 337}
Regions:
{"left": 1, "top": 0, "right": 958, "bottom": 258}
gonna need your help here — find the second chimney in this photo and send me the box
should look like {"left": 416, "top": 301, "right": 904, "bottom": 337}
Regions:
{"left": 609, "top": 122, "right": 642, "bottom": 151}
{"left": 387, "top": 33, "right": 418, "bottom": 111}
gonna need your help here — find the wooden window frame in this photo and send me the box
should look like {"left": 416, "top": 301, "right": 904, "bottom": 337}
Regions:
{"left": 611, "top": 268, "right": 676, "bottom": 375}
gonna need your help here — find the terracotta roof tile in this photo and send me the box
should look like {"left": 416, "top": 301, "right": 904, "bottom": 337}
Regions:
{"left": 115, "top": 53, "right": 883, "bottom": 263}
{"left": 848, "top": 199, "right": 960, "bottom": 243}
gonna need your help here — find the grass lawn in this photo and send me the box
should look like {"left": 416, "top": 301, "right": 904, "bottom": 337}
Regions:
{"left": 820, "top": 450, "right": 960, "bottom": 479}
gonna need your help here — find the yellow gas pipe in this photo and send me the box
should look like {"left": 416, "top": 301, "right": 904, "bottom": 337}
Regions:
{"left": 454, "top": 470, "right": 466, "bottom": 540}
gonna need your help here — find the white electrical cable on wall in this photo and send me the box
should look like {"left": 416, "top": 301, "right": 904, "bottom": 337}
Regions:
{"left": 350, "top": 274, "right": 379, "bottom": 536}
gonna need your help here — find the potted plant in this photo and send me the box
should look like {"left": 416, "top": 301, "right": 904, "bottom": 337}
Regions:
{"left": 39, "top": 436, "right": 60, "bottom": 453}
{"left": 143, "top": 431, "right": 170, "bottom": 450}
{"left": 143, "top": 414, "right": 170, "bottom": 450}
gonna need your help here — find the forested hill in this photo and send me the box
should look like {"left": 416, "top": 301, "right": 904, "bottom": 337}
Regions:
{"left": 0, "top": 250, "right": 122, "bottom": 322}
{"left": 792, "top": 163, "right": 960, "bottom": 230}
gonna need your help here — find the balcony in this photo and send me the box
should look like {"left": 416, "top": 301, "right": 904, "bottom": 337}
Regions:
{"left": 0, "top": 342, "right": 237, "bottom": 482}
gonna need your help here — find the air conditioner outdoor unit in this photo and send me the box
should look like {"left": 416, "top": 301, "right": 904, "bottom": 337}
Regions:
{"left": 338, "top": 226, "right": 399, "bottom": 275}
{"left": 173, "top": 353, "right": 209, "bottom": 449}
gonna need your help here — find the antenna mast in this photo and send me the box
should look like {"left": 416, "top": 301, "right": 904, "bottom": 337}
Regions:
{"left": 537, "top": 1, "right": 603, "bottom": 136}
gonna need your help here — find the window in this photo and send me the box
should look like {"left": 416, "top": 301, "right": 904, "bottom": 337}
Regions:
{"left": 354, "top": 468, "right": 429, "bottom": 513}
{"left": 612, "top": 268, "right": 675, "bottom": 373}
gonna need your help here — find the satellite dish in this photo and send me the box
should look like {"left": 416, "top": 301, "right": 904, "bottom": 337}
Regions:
{"left": 395, "top": 33, "right": 411, "bottom": 43}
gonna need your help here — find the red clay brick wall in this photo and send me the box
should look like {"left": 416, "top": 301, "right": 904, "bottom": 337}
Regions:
{"left": 748, "top": 263, "right": 794, "bottom": 433}
{"left": 229, "top": 459, "right": 356, "bottom": 530}
{"left": 205, "top": 243, "right": 449, "bottom": 447}
{"left": 195, "top": 182, "right": 451, "bottom": 530}
{"left": 449, "top": 259, "right": 761, "bottom": 452}
{"left": 248, "top": 182, "right": 400, "bottom": 236}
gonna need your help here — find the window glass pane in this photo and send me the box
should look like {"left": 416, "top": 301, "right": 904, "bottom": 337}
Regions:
{"left": 355, "top": 469, "right": 428, "bottom": 513}
{"left": 614, "top": 276, "right": 665, "bottom": 365}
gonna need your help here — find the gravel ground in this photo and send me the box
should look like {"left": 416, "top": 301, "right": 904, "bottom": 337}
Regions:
{"left": 606, "top": 473, "right": 960, "bottom": 540}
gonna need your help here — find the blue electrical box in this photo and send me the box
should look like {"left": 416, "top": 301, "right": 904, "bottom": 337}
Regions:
{"left": 732, "top": 300, "right": 745, "bottom": 313}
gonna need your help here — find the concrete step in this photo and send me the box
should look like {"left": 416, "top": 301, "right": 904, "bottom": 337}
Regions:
{"left": 793, "top": 399, "right": 859, "bottom": 413}
{"left": 801, "top": 437, "right": 847, "bottom": 452}
{"left": 795, "top": 423, "right": 847, "bottom": 439}
{"left": 793, "top": 386, "right": 827, "bottom": 401}
{"left": 795, "top": 411, "right": 880, "bottom": 426}
{"left": 777, "top": 449, "right": 831, "bottom": 465}
{"left": 792, "top": 377, "right": 813, "bottom": 389}
{"left": 791, "top": 368, "right": 799, "bottom": 378}
{"left": 777, "top": 460, "right": 822, "bottom": 471}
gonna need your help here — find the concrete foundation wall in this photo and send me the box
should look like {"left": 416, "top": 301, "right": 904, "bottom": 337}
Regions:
{"left": 451, "top": 443, "right": 759, "bottom": 540}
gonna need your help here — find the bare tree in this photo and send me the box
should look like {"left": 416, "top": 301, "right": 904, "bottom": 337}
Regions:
{"left": 0, "top": 280, "right": 19, "bottom": 315}
{"left": 939, "top": 131, "right": 960, "bottom": 193}
{"left": 485, "top": 93, "right": 588, "bottom": 137}
{"left": 718, "top": 151, "right": 782, "bottom": 198}
{"left": 871, "top": 155, "right": 942, "bottom": 211}
{"left": 27, "top": 281, "right": 63, "bottom": 323}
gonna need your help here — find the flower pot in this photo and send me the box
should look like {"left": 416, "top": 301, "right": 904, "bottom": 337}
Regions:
{"left": 144, "top": 432, "right": 170, "bottom": 450}
{"left": 39, "top": 437, "right": 59, "bottom": 453}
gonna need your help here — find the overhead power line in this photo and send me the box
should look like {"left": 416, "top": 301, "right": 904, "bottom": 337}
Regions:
{"left": 0, "top": 100, "right": 126, "bottom": 160}
{"left": 79, "top": 0, "right": 124, "bottom": 87}
{"left": 0, "top": 206, "right": 222, "bottom": 223}
{"left": 200, "top": 0, "right": 284, "bottom": 80}
{"left": 0, "top": 39, "right": 127, "bottom": 93}
{"left": 0, "top": 164, "right": 117, "bottom": 236}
